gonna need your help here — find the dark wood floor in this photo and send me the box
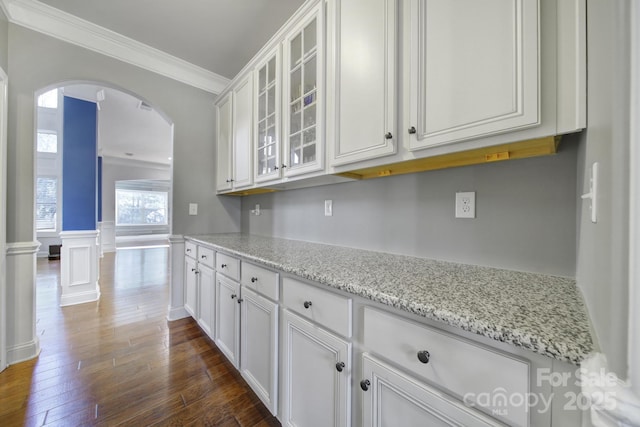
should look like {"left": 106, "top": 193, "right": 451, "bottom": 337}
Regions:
{"left": 0, "top": 247, "right": 280, "bottom": 426}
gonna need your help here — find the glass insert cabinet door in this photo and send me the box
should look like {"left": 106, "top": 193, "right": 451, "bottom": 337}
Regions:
{"left": 255, "top": 47, "right": 281, "bottom": 183}
{"left": 283, "top": 3, "right": 324, "bottom": 177}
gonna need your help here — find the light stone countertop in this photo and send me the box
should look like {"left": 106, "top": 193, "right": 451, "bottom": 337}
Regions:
{"left": 187, "top": 233, "right": 593, "bottom": 365}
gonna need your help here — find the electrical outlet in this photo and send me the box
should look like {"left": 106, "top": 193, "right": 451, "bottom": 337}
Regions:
{"left": 251, "top": 204, "right": 261, "bottom": 216}
{"left": 188, "top": 203, "right": 198, "bottom": 216}
{"left": 324, "top": 200, "right": 333, "bottom": 217}
{"left": 455, "top": 192, "right": 475, "bottom": 219}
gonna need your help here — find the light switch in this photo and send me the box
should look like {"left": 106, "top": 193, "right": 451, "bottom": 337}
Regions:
{"left": 324, "top": 200, "right": 333, "bottom": 217}
{"left": 189, "top": 203, "right": 198, "bottom": 216}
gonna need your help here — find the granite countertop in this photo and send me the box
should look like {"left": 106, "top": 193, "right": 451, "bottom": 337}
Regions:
{"left": 187, "top": 233, "right": 593, "bottom": 365}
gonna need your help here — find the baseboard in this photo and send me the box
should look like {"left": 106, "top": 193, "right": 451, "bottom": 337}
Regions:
{"left": 167, "top": 306, "right": 190, "bottom": 321}
{"left": 60, "top": 285, "right": 101, "bottom": 307}
{"left": 7, "top": 337, "right": 41, "bottom": 365}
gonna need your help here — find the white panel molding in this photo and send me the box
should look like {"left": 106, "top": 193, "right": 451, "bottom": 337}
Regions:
{"left": 69, "top": 246, "right": 90, "bottom": 286}
{"left": 0, "top": 0, "right": 230, "bottom": 94}
{"left": 59, "top": 230, "right": 100, "bottom": 306}
{"left": 5, "top": 241, "right": 41, "bottom": 365}
{"left": 168, "top": 234, "right": 189, "bottom": 321}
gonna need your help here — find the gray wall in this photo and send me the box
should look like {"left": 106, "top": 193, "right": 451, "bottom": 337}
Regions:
{"left": 6, "top": 24, "right": 241, "bottom": 244}
{"left": 574, "top": 0, "right": 631, "bottom": 378}
{"left": 242, "top": 137, "right": 580, "bottom": 277}
{"left": 0, "top": 8, "right": 7, "bottom": 72}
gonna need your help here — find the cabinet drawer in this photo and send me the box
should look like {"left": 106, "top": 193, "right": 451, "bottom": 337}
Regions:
{"left": 216, "top": 252, "right": 240, "bottom": 281}
{"left": 363, "top": 307, "right": 529, "bottom": 427}
{"left": 282, "top": 277, "right": 352, "bottom": 338}
{"left": 185, "top": 241, "right": 197, "bottom": 258}
{"left": 197, "top": 246, "right": 215, "bottom": 269}
{"left": 241, "top": 262, "right": 279, "bottom": 301}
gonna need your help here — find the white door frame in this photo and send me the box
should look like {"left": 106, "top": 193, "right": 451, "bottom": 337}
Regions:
{"left": 0, "top": 66, "right": 8, "bottom": 372}
{"left": 628, "top": 0, "right": 640, "bottom": 397}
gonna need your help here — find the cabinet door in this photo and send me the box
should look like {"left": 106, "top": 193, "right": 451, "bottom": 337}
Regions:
{"left": 328, "top": 0, "right": 397, "bottom": 166}
{"left": 407, "top": 0, "right": 539, "bottom": 150}
{"left": 240, "top": 287, "right": 278, "bottom": 415}
{"left": 282, "top": 310, "right": 351, "bottom": 427}
{"left": 282, "top": 3, "right": 325, "bottom": 178}
{"left": 361, "top": 354, "right": 501, "bottom": 427}
{"left": 184, "top": 256, "right": 198, "bottom": 318}
{"left": 197, "top": 264, "right": 215, "bottom": 339}
{"left": 216, "top": 92, "right": 233, "bottom": 191}
{"left": 232, "top": 74, "right": 253, "bottom": 189}
{"left": 255, "top": 46, "right": 282, "bottom": 183}
{"left": 215, "top": 274, "right": 240, "bottom": 367}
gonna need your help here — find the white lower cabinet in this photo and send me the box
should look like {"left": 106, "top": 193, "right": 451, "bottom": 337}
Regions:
{"left": 215, "top": 273, "right": 241, "bottom": 367}
{"left": 196, "top": 264, "right": 215, "bottom": 338}
{"left": 184, "top": 255, "right": 198, "bottom": 318}
{"left": 240, "top": 287, "right": 279, "bottom": 415}
{"left": 361, "top": 354, "right": 501, "bottom": 427}
{"left": 282, "top": 309, "right": 351, "bottom": 427}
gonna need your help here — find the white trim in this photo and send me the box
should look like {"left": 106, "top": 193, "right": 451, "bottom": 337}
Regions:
{"left": 0, "top": 0, "right": 230, "bottom": 94}
{"left": 167, "top": 235, "right": 188, "bottom": 321}
{"left": 0, "top": 66, "right": 7, "bottom": 372}
{"left": 6, "top": 240, "right": 41, "bottom": 256}
{"left": 7, "top": 339, "right": 40, "bottom": 366}
{"left": 629, "top": 0, "right": 640, "bottom": 398}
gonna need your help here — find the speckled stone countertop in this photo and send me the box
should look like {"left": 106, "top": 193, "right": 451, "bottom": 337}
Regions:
{"left": 187, "top": 233, "right": 593, "bottom": 364}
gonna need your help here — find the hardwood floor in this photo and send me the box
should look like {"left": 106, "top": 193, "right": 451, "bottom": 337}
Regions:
{"left": 0, "top": 247, "right": 280, "bottom": 426}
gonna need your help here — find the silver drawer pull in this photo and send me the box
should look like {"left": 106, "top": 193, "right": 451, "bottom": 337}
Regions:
{"left": 417, "top": 350, "right": 430, "bottom": 364}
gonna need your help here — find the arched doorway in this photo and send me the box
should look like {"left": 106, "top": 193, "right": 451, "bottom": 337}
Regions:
{"left": 33, "top": 81, "right": 174, "bottom": 315}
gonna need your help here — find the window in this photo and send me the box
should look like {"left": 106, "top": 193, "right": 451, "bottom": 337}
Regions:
{"left": 36, "top": 177, "right": 57, "bottom": 231}
{"left": 37, "top": 132, "right": 58, "bottom": 153}
{"left": 37, "top": 88, "right": 58, "bottom": 109}
{"left": 116, "top": 189, "right": 168, "bottom": 226}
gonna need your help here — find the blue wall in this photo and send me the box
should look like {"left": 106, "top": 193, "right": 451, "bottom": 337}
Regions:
{"left": 62, "top": 96, "right": 97, "bottom": 231}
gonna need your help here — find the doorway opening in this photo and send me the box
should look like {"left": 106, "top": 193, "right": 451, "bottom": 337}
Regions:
{"left": 34, "top": 81, "right": 174, "bottom": 307}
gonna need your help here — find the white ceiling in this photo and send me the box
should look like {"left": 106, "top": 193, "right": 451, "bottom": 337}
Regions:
{"left": 63, "top": 84, "right": 173, "bottom": 165}
{"left": 37, "top": 0, "right": 306, "bottom": 79}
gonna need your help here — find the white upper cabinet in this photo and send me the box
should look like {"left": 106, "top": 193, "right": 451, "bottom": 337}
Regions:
{"left": 407, "top": 0, "right": 540, "bottom": 150}
{"left": 328, "top": 0, "right": 397, "bottom": 166}
{"left": 215, "top": 92, "right": 233, "bottom": 192}
{"left": 232, "top": 74, "right": 254, "bottom": 189}
{"left": 282, "top": 2, "right": 325, "bottom": 178}
{"left": 255, "top": 46, "right": 282, "bottom": 183}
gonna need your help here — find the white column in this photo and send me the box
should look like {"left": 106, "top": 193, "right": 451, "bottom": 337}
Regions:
{"left": 6, "top": 241, "right": 41, "bottom": 365}
{"left": 101, "top": 221, "right": 116, "bottom": 253}
{"left": 59, "top": 230, "right": 100, "bottom": 306}
{"left": 167, "top": 234, "right": 188, "bottom": 321}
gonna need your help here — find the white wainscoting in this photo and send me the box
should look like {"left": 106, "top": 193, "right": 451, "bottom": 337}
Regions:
{"left": 60, "top": 230, "right": 100, "bottom": 307}
{"left": 6, "top": 241, "right": 41, "bottom": 365}
{"left": 101, "top": 221, "right": 116, "bottom": 253}
{"left": 168, "top": 235, "right": 189, "bottom": 321}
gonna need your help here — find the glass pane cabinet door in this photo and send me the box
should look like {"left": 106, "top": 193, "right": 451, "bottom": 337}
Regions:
{"left": 255, "top": 49, "right": 281, "bottom": 182}
{"left": 284, "top": 4, "right": 323, "bottom": 177}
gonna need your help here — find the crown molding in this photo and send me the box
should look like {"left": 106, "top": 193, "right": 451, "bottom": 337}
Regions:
{"left": 1, "top": 0, "right": 230, "bottom": 94}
